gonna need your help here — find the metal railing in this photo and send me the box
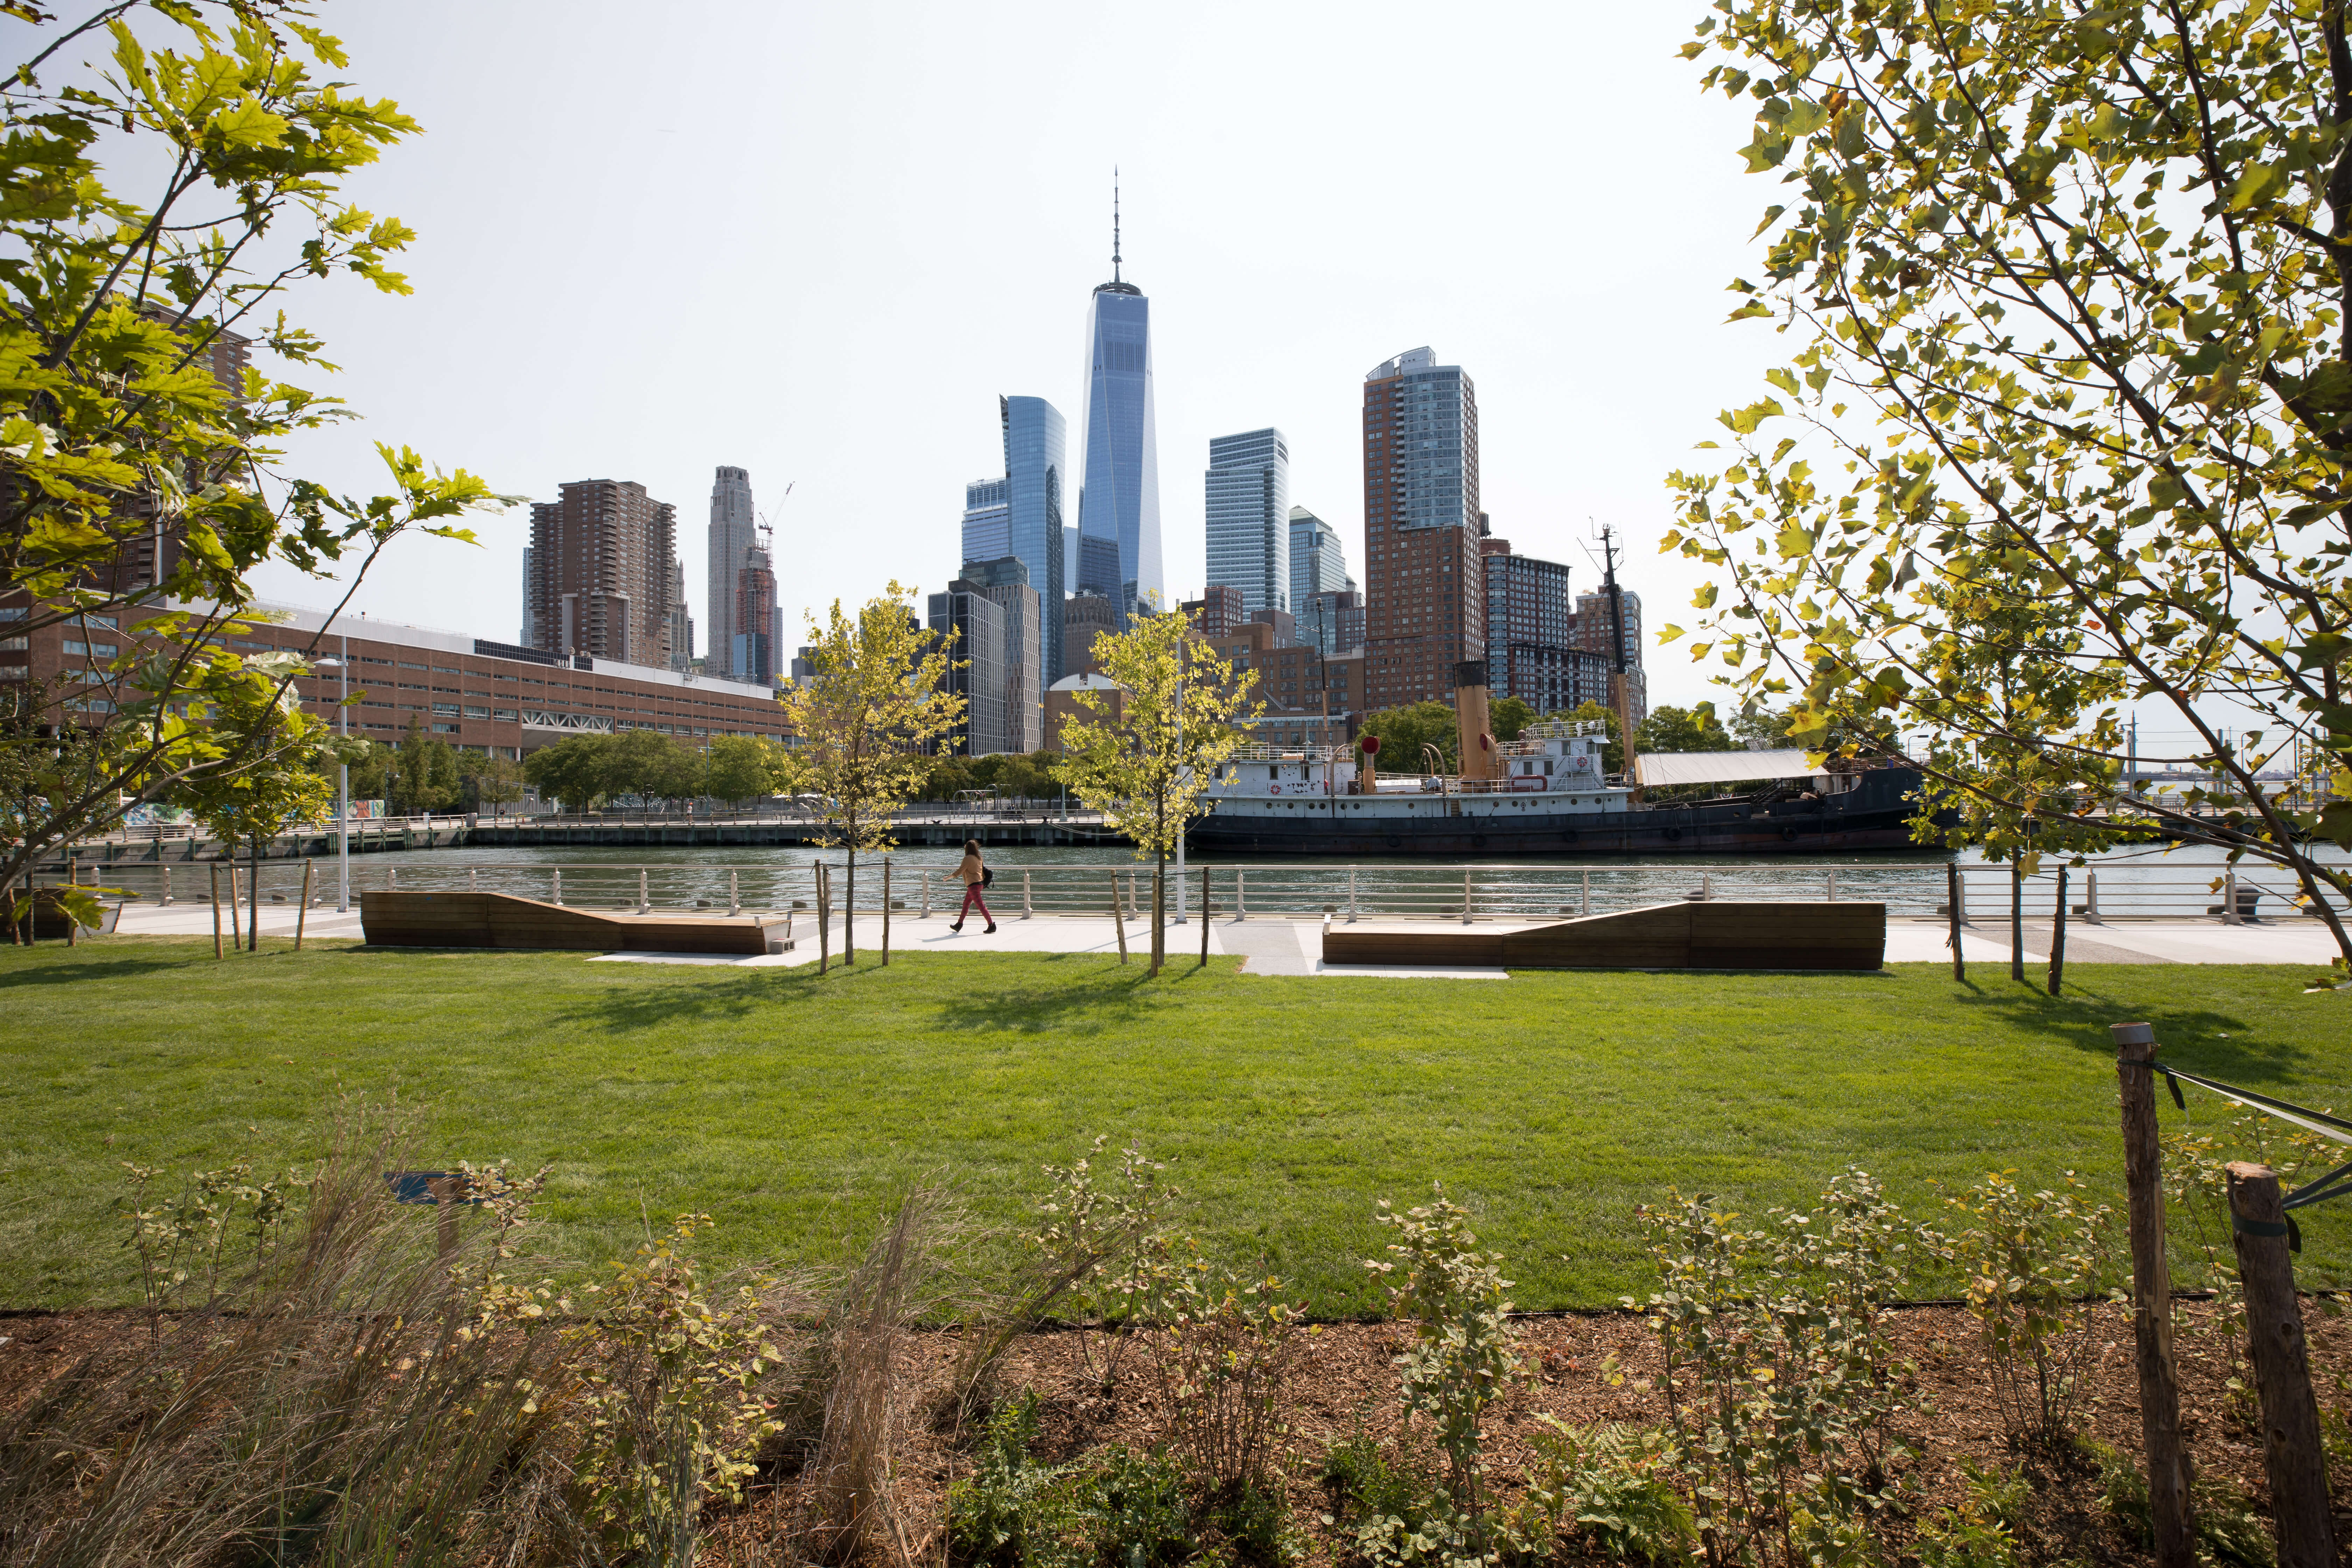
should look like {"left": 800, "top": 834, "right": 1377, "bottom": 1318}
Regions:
{"left": 70, "top": 857, "right": 2352, "bottom": 925}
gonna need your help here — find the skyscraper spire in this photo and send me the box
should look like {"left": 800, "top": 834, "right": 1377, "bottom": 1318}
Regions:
{"left": 1112, "top": 168, "right": 1122, "bottom": 284}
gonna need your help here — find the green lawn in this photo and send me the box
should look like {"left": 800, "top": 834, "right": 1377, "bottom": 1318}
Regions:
{"left": 1, "top": 937, "right": 2344, "bottom": 1311}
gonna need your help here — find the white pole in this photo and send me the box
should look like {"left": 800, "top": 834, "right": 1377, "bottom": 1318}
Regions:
{"left": 1237, "top": 870, "right": 1247, "bottom": 921}
{"left": 1174, "top": 648, "right": 1187, "bottom": 924}
{"left": 1462, "top": 869, "right": 1473, "bottom": 925}
{"left": 1023, "top": 869, "right": 1033, "bottom": 919}
{"left": 1582, "top": 867, "right": 1590, "bottom": 917}
{"left": 1827, "top": 868, "right": 1838, "bottom": 902}
{"left": 729, "top": 868, "right": 739, "bottom": 916}
{"left": 1348, "top": 866, "right": 1358, "bottom": 923}
{"left": 2085, "top": 868, "right": 2099, "bottom": 924}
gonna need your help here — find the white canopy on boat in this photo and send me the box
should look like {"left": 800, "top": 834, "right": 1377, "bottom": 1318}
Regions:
{"left": 1633, "top": 749, "right": 1827, "bottom": 789}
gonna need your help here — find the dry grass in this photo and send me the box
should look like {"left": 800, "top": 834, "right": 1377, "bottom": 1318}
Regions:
{"left": 0, "top": 1108, "right": 569, "bottom": 1568}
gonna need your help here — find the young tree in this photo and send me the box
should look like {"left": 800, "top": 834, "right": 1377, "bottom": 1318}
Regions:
{"left": 1669, "top": 0, "right": 2352, "bottom": 971}
{"left": 0, "top": 6, "right": 508, "bottom": 900}
{"left": 1635, "top": 704, "right": 1741, "bottom": 756}
{"left": 775, "top": 584, "right": 963, "bottom": 963}
{"left": 1359, "top": 701, "right": 1465, "bottom": 776}
{"left": 169, "top": 692, "right": 335, "bottom": 952}
{"left": 521, "top": 732, "right": 614, "bottom": 814}
{"left": 704, "top": 734, "right": 781, "bottom": 810}
{"left": 391, "top": 716, "right": 458, "bottom": 816}
{"left": 458, "top": 749, "right": 524, "bottom": 818}
{"left": 1053, "top": 610, "right": 1256, "bottom": 974}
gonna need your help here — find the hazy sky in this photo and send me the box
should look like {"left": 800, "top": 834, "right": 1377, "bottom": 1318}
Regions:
{"left": 42, "top": 1, "right": 1798, "bottom": 708}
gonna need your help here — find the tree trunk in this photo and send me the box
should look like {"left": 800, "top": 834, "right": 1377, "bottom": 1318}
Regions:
{"left": 844, "top": 846, "right": 856, "bottom": 961}
{"left": 249, "top": 834, "right": 262, "bottom": 953}
{"left": 2009, "top": 859, "right": 2024, "bottom": 982}
{"left": 1151, "top": 848, "right": 1166, "bottom": 975}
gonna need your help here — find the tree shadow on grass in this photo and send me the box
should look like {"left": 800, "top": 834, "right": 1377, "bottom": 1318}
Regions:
{"left": 1937, "top": 968, "right": 2320, "bottom": 1083}
{"left": 0, "top": 952, "right": 199, "bottom": 988}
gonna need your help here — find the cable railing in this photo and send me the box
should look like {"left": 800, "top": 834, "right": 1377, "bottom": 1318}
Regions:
{"left": 67, "top": 858, "right": 2351, "bottom": 925}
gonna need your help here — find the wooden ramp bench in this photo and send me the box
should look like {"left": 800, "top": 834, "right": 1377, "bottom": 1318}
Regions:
{"left": 1321, "top": 901, "right": 1885, "bottom": 972}
{"left": 360, "top": 890, "right": 790, "bottom": 955}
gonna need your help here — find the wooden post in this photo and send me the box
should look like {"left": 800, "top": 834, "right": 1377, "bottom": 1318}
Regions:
{"left": 211, "top": 863, "right": 224, "bottom": 959}
{"left": 1947, "top": 861, "right": 1965, "bottom": 981}
{"left": 817, "top": 863, "right": 830, "bottom": 975}
{"left": 229, "top": 863, "right": 245, "bottom": 951}
{"left": 1110, "top": 873, "right": 1128, "bottom": 964}
{"left": 2049, "top": 866, "right": 2068, "bottom": 995}
{"left": 2226, "top": 1161, "right": 2335, "bottom": 1567}
{"left": 295, "top": 860, "right": 314, "bottom": 952}
{"left": 1150, "top": 864, "right": 1164, "bottom": 974}
{"left": 729, "top": 868, "right": 739, "bottom": 917}
{"left": 1200, "top": 867, "right": 1211, "bottom": 967}
{"left": 2113, "top": 1022, "right": 2194, "bottom": 1568}
{"left": 428, "top": 1175, "right": 461, "bottom": 1260}
{"left": 881, "top": 859, "right": 890, "bottom": 966}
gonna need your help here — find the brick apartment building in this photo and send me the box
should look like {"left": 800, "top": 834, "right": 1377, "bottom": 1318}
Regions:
{"left": 526, "top": 479, "right": 682, "bottom": 667}
{"left": 1361, "top": 347, "right": 1484, "bottom": 710}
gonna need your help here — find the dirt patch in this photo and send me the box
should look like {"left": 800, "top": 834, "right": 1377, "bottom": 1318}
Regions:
{"left": 8, "top": 1300, "right": 2349, "bottom": 1564}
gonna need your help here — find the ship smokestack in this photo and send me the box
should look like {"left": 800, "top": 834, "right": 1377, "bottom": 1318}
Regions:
{"left": 1453, "top": 659, "right": 1499, "bottom": 782}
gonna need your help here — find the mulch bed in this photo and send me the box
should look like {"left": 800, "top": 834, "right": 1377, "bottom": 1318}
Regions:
{"left": 8, "top": 1299, "right": 2351, "bottom": 1564}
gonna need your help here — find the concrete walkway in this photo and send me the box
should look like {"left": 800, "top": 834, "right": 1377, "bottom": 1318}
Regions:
{"left": 98, "top": 901, "right": 2341, "bottom": 973}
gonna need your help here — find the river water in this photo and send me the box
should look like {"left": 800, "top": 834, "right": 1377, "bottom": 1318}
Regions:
{"left": 124, "top": 832, "right": 2352, "bottom": 924}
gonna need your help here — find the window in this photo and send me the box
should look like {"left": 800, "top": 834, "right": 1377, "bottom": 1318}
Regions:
{"left": 400, "top": 661, "right": 427, "bottom": 670}
{"left": 463, "top": 705, "right": 490, "bottom": 719}
{"left": 0, "top": 666, "right": 24, "bottom": 680}
{"left": 74, "top": 614, "right": 119, "bottom": 630}
{"left": 493, "top": 708, "right": 517, "bottom": 721}
{"left": 0, "top": 637, "right": 23, "bottom": 652}
{"left": 430, "top": 723, "right": 457, "bottom": 734}
{"left": 63, "top": 640, "right": 119, "bottom": 658}
{"left": 432, "top": 703, "right": 459, "bottom": 716}
{"left": 0, "top": 608, "right": 23, "bottom": 621}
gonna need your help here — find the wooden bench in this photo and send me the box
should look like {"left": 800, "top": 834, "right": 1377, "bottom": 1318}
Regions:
{"left": 1321, "top": 901, "right": 1885, "bottom": 971}
{"left": 360, "top": 890, "right": 789, "bottom": 955}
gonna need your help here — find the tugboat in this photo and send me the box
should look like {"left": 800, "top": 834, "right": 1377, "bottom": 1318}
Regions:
{"left": 1189, "top": 662, "right": 1932, "bottom": 857}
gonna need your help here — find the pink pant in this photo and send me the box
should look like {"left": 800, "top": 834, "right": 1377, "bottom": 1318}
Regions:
{"left": 959, "top": 884, "right": 991, "bottom": 921}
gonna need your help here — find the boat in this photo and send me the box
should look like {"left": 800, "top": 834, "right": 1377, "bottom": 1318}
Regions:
{"left": 1189, "top": 666, "right": 1934, "bottom": 858}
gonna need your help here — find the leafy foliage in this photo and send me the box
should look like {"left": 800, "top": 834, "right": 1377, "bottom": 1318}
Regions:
{"left": 776, "top": 582, "right": 964, "bottom": 960}
{"left": 1506, "top": 1419, "right": 1697, "bottom": 1567}
{"left": 1668, "top": 0, "right": 2352, "bottom": 972}
{"left": 0, "top": 4, "right": 509, "bottom": 892}
{"left": 1938, "top": 1171, "right": 2116, "bottom": 1442}
{"left": 1054, "top": 609, "right": 1256, "bottom": 972}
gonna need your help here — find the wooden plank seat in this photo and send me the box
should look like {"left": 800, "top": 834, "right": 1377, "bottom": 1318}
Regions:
{"left": 360, "top": 890, "right": 789, "bottom": 955}
{"left": 1321, "top": 901, "right": 1885, "bottom": 972}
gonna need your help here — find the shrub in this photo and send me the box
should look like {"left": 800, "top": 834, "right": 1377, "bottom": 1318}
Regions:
{"left": 1913, "top": 1462, "right": 2026, "bottom": 1568}
{"left": 948, "top": 1393, "right": 1201, "bottom": 1568}
{"left": 1130, "top": 1233, "right": 1306, "bottom": 1504}
{"left": 1366, "top": 1187, "right": 1520, "bottom": 1526}
{"left": 1506, "top": 1418, "right": 1696, "bottom": 1566}
{"left": 565, "top": 1213, "right": 793, "bottom": 1566}
{"left": 1940, "top": 1170, "right": 2115, "bottom": 1442}
{"left": 2087, "top": 1436, "right": 2275, "bottom": 1568}
{"left": 1631, "top": 1170, "right": 1913, "bottom": 1568}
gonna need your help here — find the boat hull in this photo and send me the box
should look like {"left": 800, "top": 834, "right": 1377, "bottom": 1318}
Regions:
{"left": 1186, "top": 768, "right": 1933, "bottom": 857}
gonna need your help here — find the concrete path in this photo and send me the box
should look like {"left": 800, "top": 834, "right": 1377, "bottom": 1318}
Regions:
{"left": 95, "top": 902, "right": 2339, "bottom": 972}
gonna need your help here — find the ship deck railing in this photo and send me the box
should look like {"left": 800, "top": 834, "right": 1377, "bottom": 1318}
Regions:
{"left": 56, "top": 857, "right": 2351, "bottom": 927}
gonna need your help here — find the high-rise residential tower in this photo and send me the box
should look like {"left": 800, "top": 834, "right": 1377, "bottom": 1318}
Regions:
{"left": 1361, "top": 347, "right": 1483, "bottom": 710}
{"left": 733, "top": 537, "right": 778, "bottom": 685}
{"left": 1288, "top": 506, "right": 1352, "bottom": 635}
{"left": 527, "top": 478, "right": 680, "bottom": 666}
{"left": 1482, "top": 534, "right": 1610, "bottom": 715}
{"left": 519, "top": 546, "right": 537, "bottom": 646}
{"left": 1075, "top": 192, "right": 1162, "bottom": 623}
{"left": 706, "top": 467, "right": 756, "bottom": 680}
{"left": 1203, "top": 428, "right": 1290, "bottom": 620}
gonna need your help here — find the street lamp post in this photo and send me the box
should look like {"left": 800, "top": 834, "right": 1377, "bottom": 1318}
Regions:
{"left": 313, "top": 641, "right": 351, "bottom": 912}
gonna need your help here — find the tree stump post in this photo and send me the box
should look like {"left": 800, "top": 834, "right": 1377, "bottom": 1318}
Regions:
{"left": 2113, "top": 1022, "right": 2193, "bottom": 1567}
{"left": 1110, "top": 874, "right": 1128, "bottom": 964}
{"left": 818, "top": 863, "right": 830, "bottom": 975}
{"left": 295, "top": 860, "right": 314, "bottom": 951}
{"left": 2226, "top": 1161, "right": 2335, "bottom": 1567}
{"left": 211, "top": 863, "right": 224, "bottom": 959}
{"left": 881, "top": 859, "right": 890, "bottom": 966}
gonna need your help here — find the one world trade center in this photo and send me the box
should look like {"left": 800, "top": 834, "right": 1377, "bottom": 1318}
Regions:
{"left": 1075, "top": 189, "right": 1163, "bottom": 624}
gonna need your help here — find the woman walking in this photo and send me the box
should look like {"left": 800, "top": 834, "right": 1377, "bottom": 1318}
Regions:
{"left": 951, "top": 838, "right": 996, "bottom": 934}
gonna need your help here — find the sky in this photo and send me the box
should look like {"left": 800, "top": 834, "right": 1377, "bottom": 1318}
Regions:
{"left": 28, "top": 1, "right": 1799, "bottom": 709}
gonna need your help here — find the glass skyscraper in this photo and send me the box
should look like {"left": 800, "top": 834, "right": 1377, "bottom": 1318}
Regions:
{"left": 1204, "top": 428, "right": 1290, "bottom": 618}
{"left": 1076, "top": 233, "right": 1162, "bottom": 623}
{"left": 998, "top": 396, "right": 1067, "bottom": 683}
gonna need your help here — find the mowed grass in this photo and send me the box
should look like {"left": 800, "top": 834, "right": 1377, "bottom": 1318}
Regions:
{"left": 2, "top": 936, "right": 2345, "bottom": 1311}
